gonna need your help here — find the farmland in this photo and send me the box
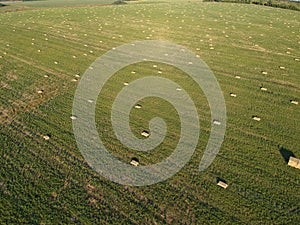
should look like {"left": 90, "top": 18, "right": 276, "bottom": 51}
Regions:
{"left": 0, "top": 0, "right": 300, "bottom": 224}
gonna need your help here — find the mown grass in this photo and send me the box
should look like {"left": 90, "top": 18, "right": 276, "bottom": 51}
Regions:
{"left": 0, "top": 0, "right": 117, "bottom": 12}
{"left": 0, "top": 1, "right": 299, "bottom": 224}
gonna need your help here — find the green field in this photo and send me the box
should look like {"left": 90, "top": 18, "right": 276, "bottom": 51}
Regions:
{"left": 0, "top": 0, "right": 299, "bottom": 224}
{"left": 0, "top": 0, "right": 116, "bottom": 11}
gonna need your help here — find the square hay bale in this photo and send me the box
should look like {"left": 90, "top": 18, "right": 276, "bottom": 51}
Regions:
{"left": 213, "top": 120, "right": 221, "bottom": 125}
{"left": 135, "top": 104, "right": 142, "bottom": 109}
{"left": 235, "top": 75, "right": 241, "bottom": 79}
{"left": 230, "top": 93, "right": 237, "bottom": 97}
{"left": 70, "top": 115, "right": 77, "bottom": 120}
{"left": 290, "top": 100, "right": 298, "bottom": 105}
{"left": 288, "top": 157, "right": 300, "bottom": 169}
{"left": 262, "top": 71, "right": 268, "bottom": 75}
{"left": 43, "top": 135, "right": 50, "bottom": 140}
{"left": 217, "top": 181, "right": 228, "bottom": 189}
{"left": 260, "top": 87, "right": 268, "bottom": 91}
{"left": 141, "top": 131, "right": 150, "bottom": 137}
{"left": 252, "top": 116, "right": 261, "bottom": 122}
{"left": 130, "top": 158, "right": 139, "bottom": 166}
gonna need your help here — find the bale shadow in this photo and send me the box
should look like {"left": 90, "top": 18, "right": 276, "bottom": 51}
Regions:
{"left": 216, "top": 177, "right": 227, "bottom": 184}
{"left": 279, "top": 146, "right": 295, "bottom": 163}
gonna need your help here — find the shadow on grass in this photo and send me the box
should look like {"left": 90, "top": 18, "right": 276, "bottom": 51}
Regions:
{"left": 216, "top": 177, "right": 227, "bottom": 184}
{"left": 279, "top": 146, "right": 295, "bottom": 163}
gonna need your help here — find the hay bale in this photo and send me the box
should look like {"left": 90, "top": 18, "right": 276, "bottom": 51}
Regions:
{"left": 217, "top": 181, "right": 228, "bottom": 189}
{"left": 134, "top": 104, "right": 142, "bottom": 109}
{"left": 213, "top": 120, "right": 221, "bottom": 125}
{"left": 252, "top": 116, "right": 261, "bottom": 122}
{"left": 124, "top": 82, "right": 129, "bottom": 86}
{"left": 262, "top": 71, "right": 268, "bottom": 75}
{"left": 37, "top": 90, "right": 44, "bottom": 94}
{"left": 130, "top": 158, "right": 139, "bottom": 166}
{"left": 141, "top": 131, "right": 150, "bottom": 137}
{"left": 43, "top": 135, "right": 50, "bottom": 140}
{"left": 260, "top": 87, "right": 267, "bottom": 91}
{"left": 288, "top": 157, "right": 300, "bottom": 169}
{"left": 235, "top": 75, "right": 241, "bottom": 79}
{"left": 230, "top": 93, "right": 237, "bottom": 97}
{"left": 290, "top": 100, "right": 298, "bottom": 105}
{"left": 70, "top": 115, "right": 77, "bottom": 120}
{"left": 279, "top": 66, "right": 285, "bottom": 70}
{"left": 176, "top": 87, "right": 182, "bottom": 91}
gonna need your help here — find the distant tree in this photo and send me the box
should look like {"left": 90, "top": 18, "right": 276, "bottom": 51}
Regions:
{"left": 113, "top": 0, "right": 127, "bottom": 4}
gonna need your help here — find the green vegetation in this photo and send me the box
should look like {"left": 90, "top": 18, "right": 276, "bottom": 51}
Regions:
{"left": 0, "top": 0, "right": 116, "bottom": 11}
{"left": 204, "top": 0, "right": 300, "bottom": 11}
{"left": 0, "top": 0, "right": 299, "bottom": 224}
